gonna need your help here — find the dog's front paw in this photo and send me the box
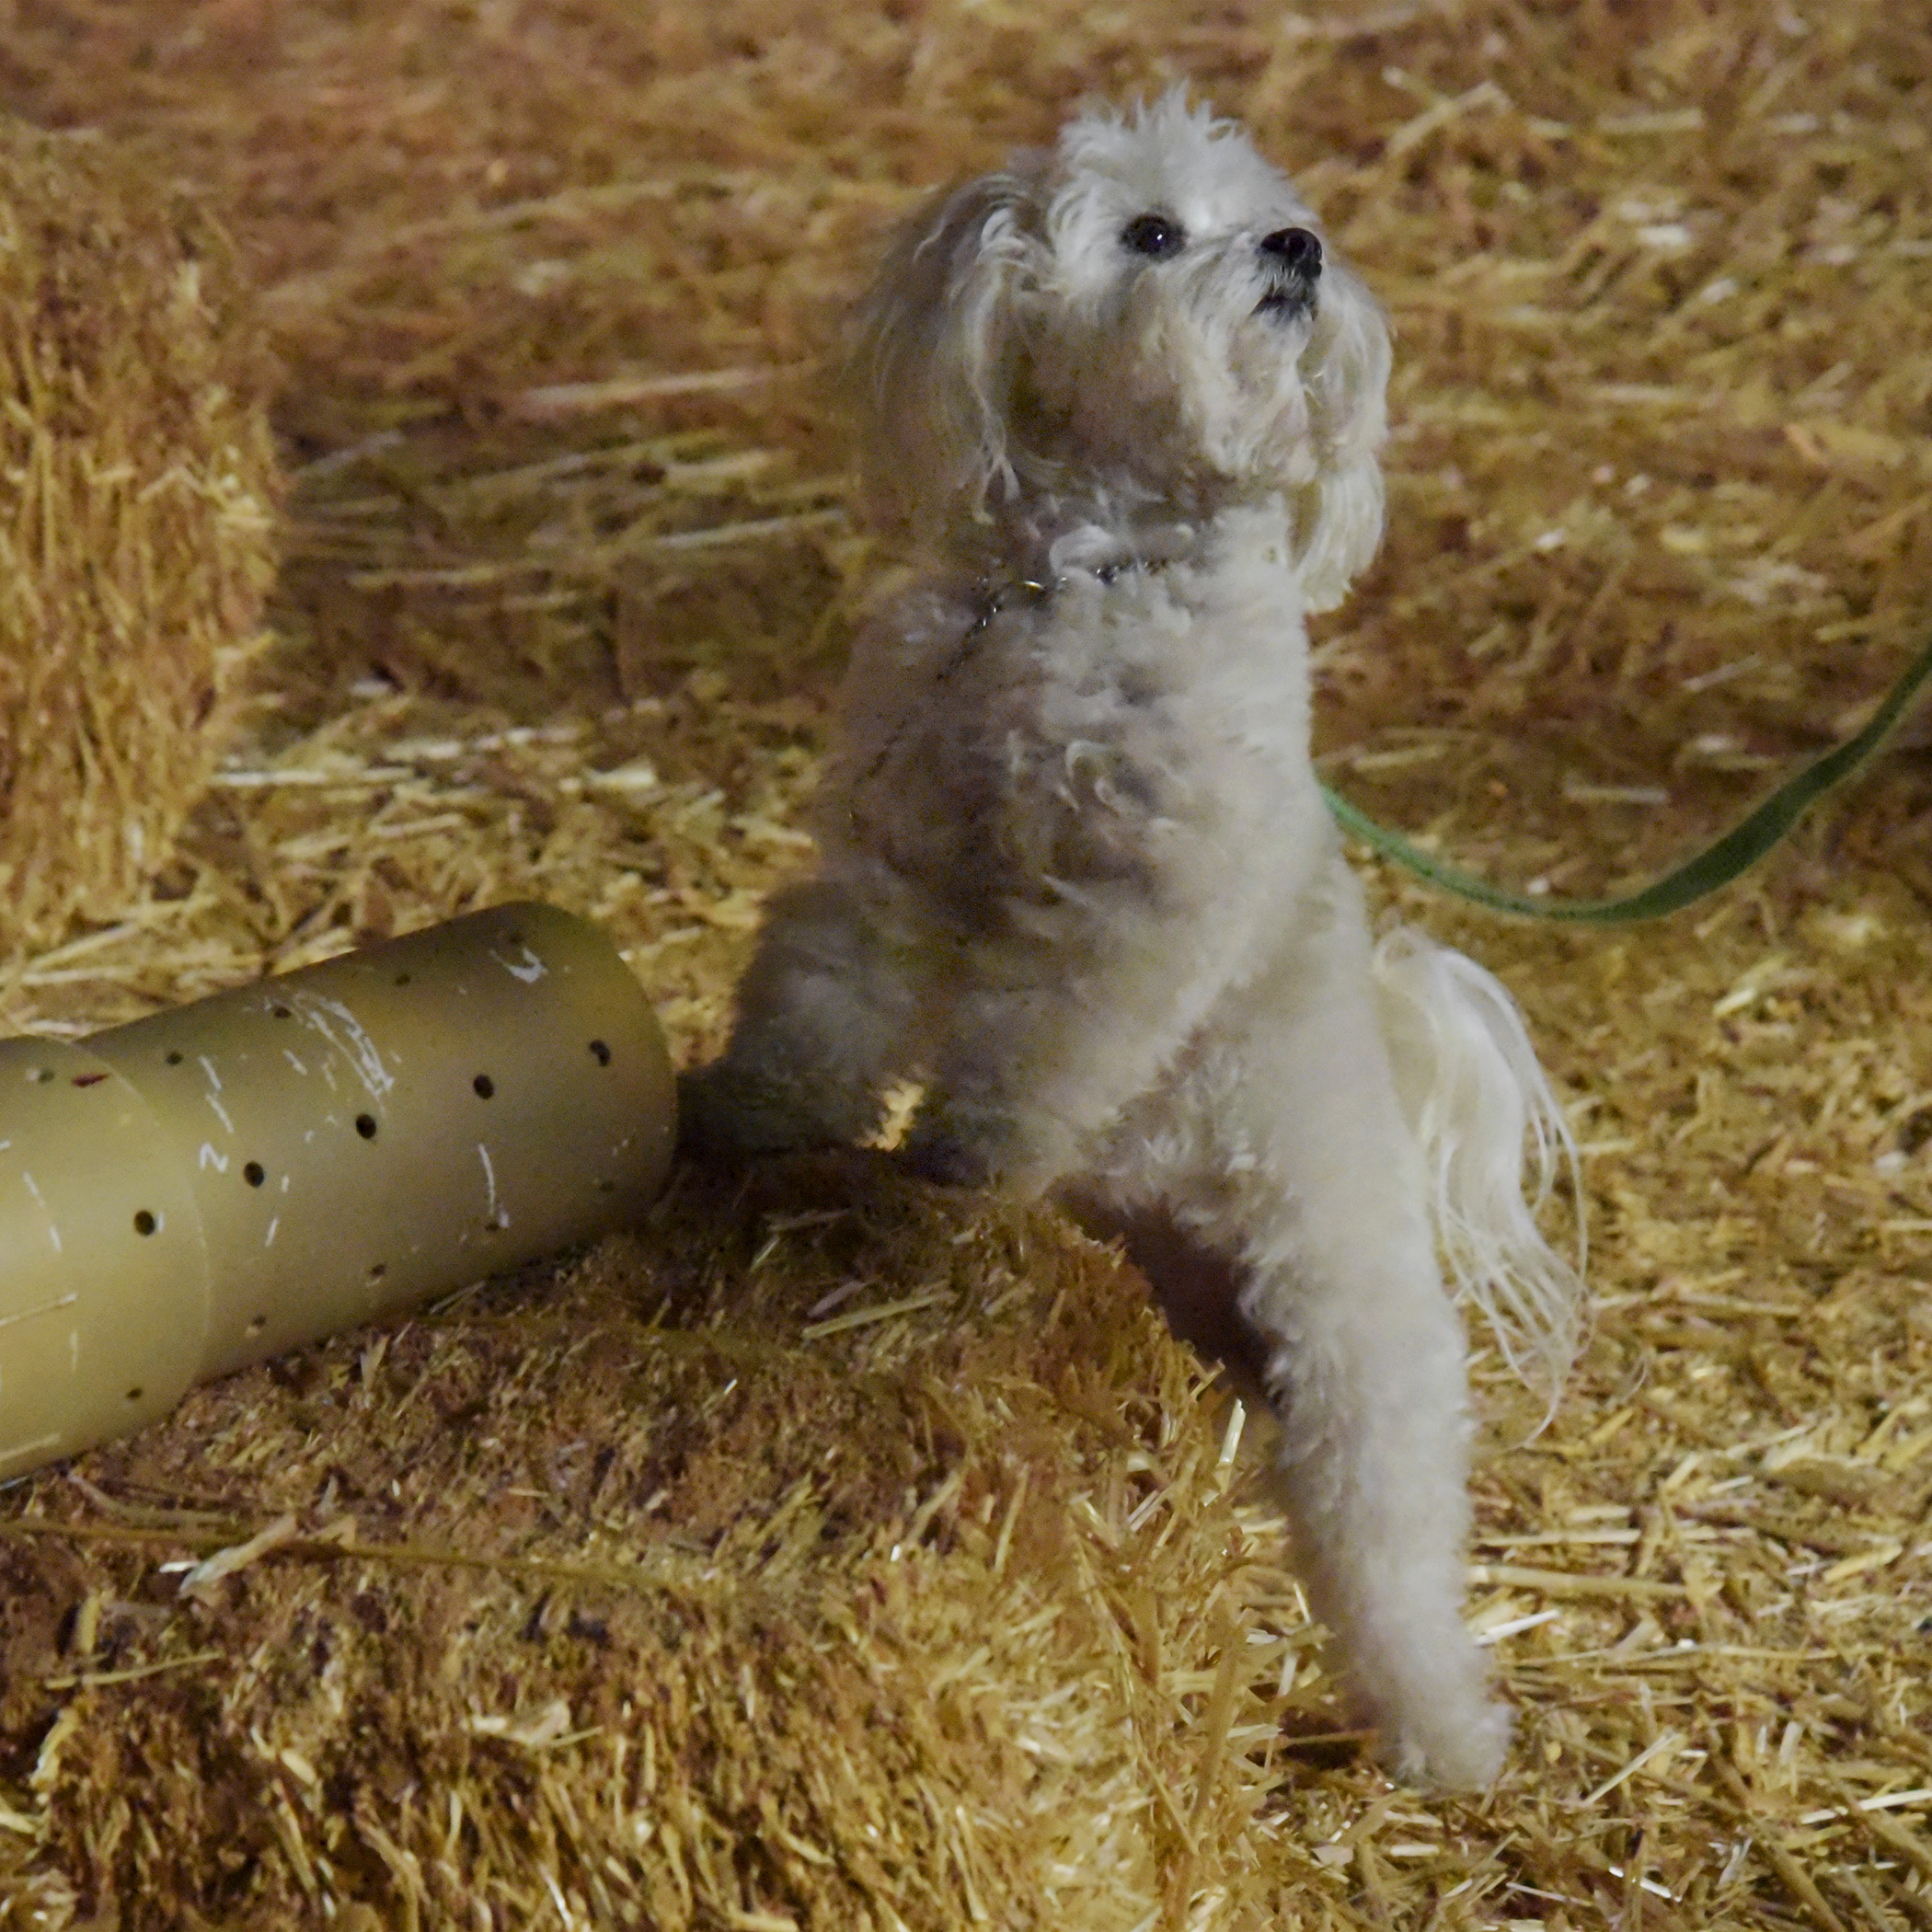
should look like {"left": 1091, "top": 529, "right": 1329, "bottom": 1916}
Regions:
{"left": 898, "top": 1128, "right": 990, "bottom": 1189}
{"left": 899, "top": 1094, "right": 1053, "bottom": 1192}
{"left": 898, "top": 1090, "right": 1015, "bottom": 1189}
{"left": 678, "top": 1064, "right": 837, "bottom": 1158}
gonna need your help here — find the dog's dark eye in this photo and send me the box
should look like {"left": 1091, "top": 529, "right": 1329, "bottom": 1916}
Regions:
{"left": 1121, "top": 213, "right": 1185, "bottom": 259}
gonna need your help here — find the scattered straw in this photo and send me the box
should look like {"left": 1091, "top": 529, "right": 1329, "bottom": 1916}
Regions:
{"left": 0, "top": 0, "right": 1928, "bottom": 1926}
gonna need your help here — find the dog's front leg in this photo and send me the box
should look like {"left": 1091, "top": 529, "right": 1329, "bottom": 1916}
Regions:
{"left": 680, "top": 879, "right": 924, "bottom": 1156}
{"left": 1216, "top": 878, "right": 1509, "bottom": 1788}
{"left": 903, "top": 849, "right": 1269, "bottom": 1197}
{"left": 1253, "top": 1245, "right": 1508, "bottom": 1788}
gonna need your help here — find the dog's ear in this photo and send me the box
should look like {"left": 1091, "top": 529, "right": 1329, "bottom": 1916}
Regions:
{"left": 844, "top": 162, "right": 1047, "bottom": 536}
{"left": 1293, "top": 275, "right": 1392, "bottom": 612}
{"left": 1295, "top": 452, "right": 1385, "bottom": 613}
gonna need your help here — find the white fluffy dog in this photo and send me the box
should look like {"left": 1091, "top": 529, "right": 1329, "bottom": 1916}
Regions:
{"left": 684, "top": 92, "right": 1583, "bottom": 1788}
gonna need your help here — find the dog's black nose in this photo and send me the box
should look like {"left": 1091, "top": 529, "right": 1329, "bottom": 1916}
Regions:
{"left": 1259, "top": 226, "right": 1322, "bottom": 277}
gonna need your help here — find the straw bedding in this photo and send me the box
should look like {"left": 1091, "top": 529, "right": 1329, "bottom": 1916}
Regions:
{"left": 0, "top": 0, "right": 1930, "bottom": 1925}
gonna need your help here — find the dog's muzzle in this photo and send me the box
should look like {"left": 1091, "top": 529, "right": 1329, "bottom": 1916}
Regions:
{"left": 1255, "top": 225, "right": 1321, "bottom": 321}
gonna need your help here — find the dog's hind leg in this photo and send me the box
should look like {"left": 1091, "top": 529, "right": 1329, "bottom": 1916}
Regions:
{"left": 680, "top": 880, "right": 923, "bottom": 1156}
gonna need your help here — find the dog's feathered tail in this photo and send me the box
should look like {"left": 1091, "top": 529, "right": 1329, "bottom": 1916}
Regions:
{"left": 1371, "top": 927, "right": 1586, "bottom": 1409}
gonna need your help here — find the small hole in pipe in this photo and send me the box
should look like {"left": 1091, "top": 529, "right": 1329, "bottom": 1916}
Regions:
{"left": 594, "top": 1179, "right": 616, "bottom": 1194}
{"left": 367, "top": 1262, "right": 387, "bottom": 1282}
{"left": 132, "top": 1209, "right": 158, "bottom": 1236}
{"left": 244, "top": 1161, "right": 266, "bottom": 1188}
{"left": 71, "top": 1073, "right": 107, "bottom": 1088}
{"left": 271, "top": 1005, "right": 293, "bottom": 1019}
{"left": 589, "top": 1039, "right": 612, "bottom": 1067}
{"left": 247, "top": 1316, "right": 267, "bottom": 1336}
{"left": 473, "top": 1074, "right": 495, "bottom": 1098}
{"left": 165, "top": 1051, "right": 184, "bottom": 1065}
{"left": 355, "top": 1114, "right": 378, "bottom": 1140}
{"left": 395, "top": 972, "right": 412, "bottom": 987}
{"left": 125, "top": 1386, "right": 144, "bottom": 1403}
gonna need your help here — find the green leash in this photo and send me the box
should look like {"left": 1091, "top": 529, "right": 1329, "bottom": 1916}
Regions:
{"left": 1322, "top": 627, "right": 1932, "bottom": 923}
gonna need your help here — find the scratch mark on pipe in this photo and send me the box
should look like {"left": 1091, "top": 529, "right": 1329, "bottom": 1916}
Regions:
{"left": 264, "top": 1217, "right": 280, "bottom": 1248}
{"left": 478, "top": 1143, "right": 507, "bottom": 1228}
{"left": 491, "top": 944, "right": 547, "bottom": 985}
{"left": 292, "top": 993, "right": 395, "bottom": 1101}
{"left": 198, "top": 1056, "right": 224, "bottom": 1092}
{"left": 20, "top": 1174, "right": 59, "bottom": 1254}
{"left": 282, "top": 1049, "right": 308, "bottom": 1076}
{"left": 0, "top": 1432, "right": 62, "bottom": 1469}
{"left": 0, "top": 1291, "right": 78, "bottom": 1332}
{"left": 205, "top": 1094, "right": 236, "bottom": 1135}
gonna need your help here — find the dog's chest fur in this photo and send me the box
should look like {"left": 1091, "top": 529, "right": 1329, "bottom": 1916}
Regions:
{"left": 826, "top": 509, "right": 1324, "bottom": 937}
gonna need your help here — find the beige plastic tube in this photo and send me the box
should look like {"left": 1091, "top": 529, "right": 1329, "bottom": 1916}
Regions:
{"left": 0, "top": 902, "right": 674, "bottom": 1478}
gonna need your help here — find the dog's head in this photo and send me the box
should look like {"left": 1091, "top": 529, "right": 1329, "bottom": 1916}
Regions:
{"left": 848, "top": 91, "right": 1391, "bottom": 607}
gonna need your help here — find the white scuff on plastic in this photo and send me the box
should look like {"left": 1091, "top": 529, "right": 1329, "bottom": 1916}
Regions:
{"left": 0, "top": 1432, "right": 61, "bottom": 1470}
{"left": 490, "top": 943, "right": 547, "bottom": 985}
{"left": 0, "top": 1291, "right": 78, "bottom": 1334}
{"left": 291, "top": 993, "right": 396, "bottom": 1101}
{"left": 478, "top": 1144, "right": 507, "bottom": 1229}
{"left": 19, "top": 1174, "right": 59, "bottom": 1255}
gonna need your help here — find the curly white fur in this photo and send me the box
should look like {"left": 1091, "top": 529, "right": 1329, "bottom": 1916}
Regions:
{"left": 1372, "top": 928, "right": 1586, "bottom": 1406}
{"left": 684, "top": 91, "right": 1585, "bottom": 1789}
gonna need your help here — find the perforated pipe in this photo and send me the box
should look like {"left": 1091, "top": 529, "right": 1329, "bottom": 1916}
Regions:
{"left": 0, "top": 903, "right": 675, "bottom": 1478}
